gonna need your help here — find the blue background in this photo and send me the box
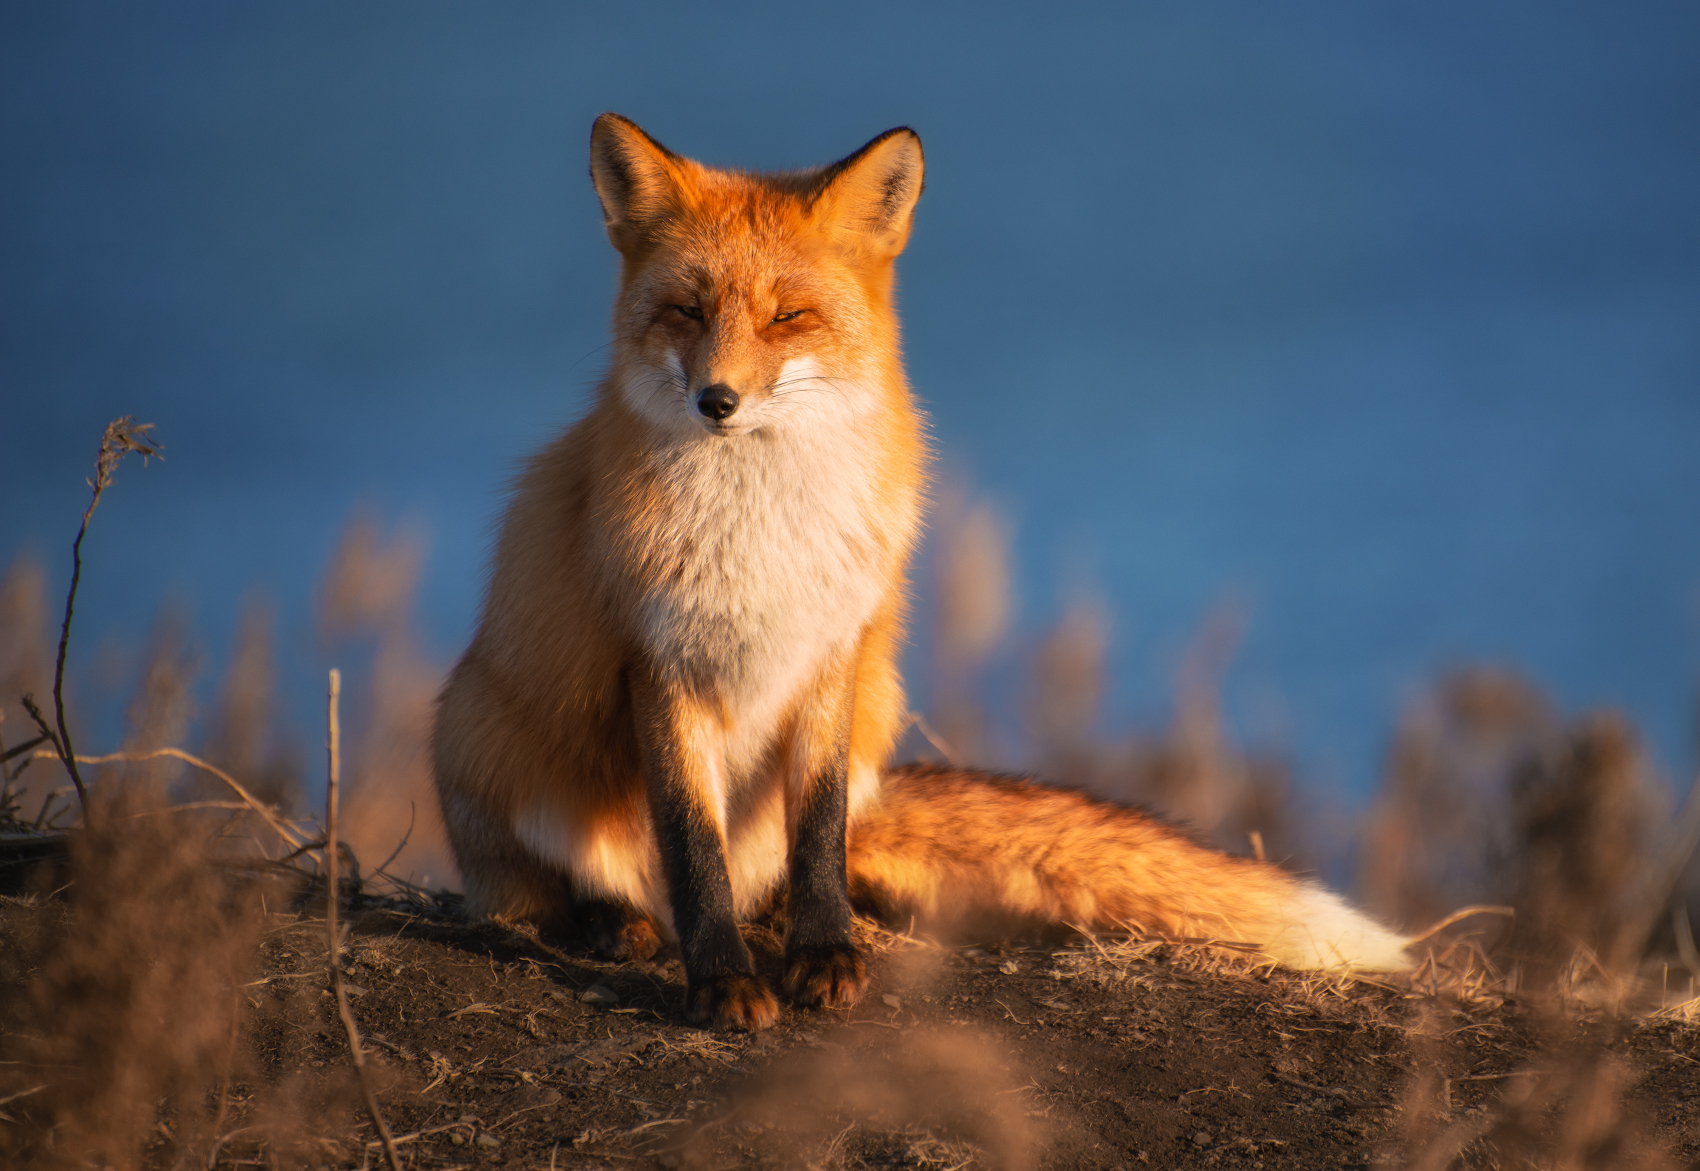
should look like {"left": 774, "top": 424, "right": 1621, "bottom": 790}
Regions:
{"left": 4, "top": 2, "right": 1698, "bottom": 801}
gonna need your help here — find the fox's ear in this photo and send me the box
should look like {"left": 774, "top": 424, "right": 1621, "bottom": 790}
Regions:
{"left": 811, "top": 127, "right": 924, "bottom": 258}
{"left": 590, "top": 113, "right": 684, "bottom": 254}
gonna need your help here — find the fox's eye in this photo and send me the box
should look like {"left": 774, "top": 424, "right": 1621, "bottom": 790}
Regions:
{"left": 674, "top": 305, "right": 704, "bottom": 321}
{"left": 771, "top": 310, "right": 803, "bottom": 324}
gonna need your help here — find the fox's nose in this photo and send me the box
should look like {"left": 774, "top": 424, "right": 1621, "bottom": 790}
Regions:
{"left": 696, "top": 384, "right": 740, "bottom": 421}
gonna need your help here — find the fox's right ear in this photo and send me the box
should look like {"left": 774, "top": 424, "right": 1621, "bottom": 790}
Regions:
{"left": 590, "top": 113, "right": 683, "bottom": 254}
{"left": 810, "top": 127, "right": 925, "bottom": 259}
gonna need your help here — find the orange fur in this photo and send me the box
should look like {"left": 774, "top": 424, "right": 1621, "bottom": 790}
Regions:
{"left": 433, "top": 117, "right": 1408, "bottom": 1029}
{"left": 848, "top": 766, "right": 1407, "bottom": 970}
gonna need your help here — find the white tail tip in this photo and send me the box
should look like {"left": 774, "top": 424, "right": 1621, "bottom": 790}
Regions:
{"left": 1264, "top": 882, "right": 1412, "bottom": 971}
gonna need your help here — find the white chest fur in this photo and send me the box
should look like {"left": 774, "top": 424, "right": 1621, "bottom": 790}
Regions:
{"left": 620, "top": 361, "right": 901, "bottom": 779}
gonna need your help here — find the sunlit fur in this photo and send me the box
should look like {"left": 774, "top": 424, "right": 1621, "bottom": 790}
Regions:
{"left": 849, "top": 767, "right": 1412, "bottom": 971}
{"left": 433, "top": 115, "right": 924, "bottom": 939}
{"left": 432, "top": 116, "right": 1410, "bottom": 978}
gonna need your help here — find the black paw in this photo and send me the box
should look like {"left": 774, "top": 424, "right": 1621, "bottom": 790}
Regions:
{"left": 782, "top": 942, "right": 866, "bottom": 1009}
{"left": 577, "top": 899, "right": 662, "bottom": 962}
{"left": 686, "top": 973, "right": 780, "bottom": 1031}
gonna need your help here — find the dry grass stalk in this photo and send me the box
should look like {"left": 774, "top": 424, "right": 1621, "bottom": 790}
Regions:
{"left": 28, "top": 747, "right": 309, "bottom": 852}
{"left": 1617, "top": 762, "right": 1700, "bottom": 974}
{"left": 931, "top": 491, "right": 1013, "bottom": 765}
{"left": 1361, "top": 668, "right": 1561, "bottom": 932}
{"left": 323, "top": 667, "right": 404, "bottom": 1171}
{"left": 1405, "top": 1049, "right": 1677, "bottom": 1171}
{"left": 0, "top": 559, "right": 52, "bottom": 826}
{"left": 201, "top": 597, "right": 301, "bottom": 814}
{"left": 28, "top": 417, "right": 161, "bottom": 828}
{"left": 317, "top": 515, "right": 456, "bottom": 890}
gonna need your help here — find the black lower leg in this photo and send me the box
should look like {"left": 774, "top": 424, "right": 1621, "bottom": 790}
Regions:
{"left": 782, "top": 721, "right": 865, "bottom": 1008}
{"left": 786, "top": 756, "right": 855, "bottom": 951}
{"left": 649, "top": 782, "right": 777, "bottom": 1027}
{"left": 649, "top": 789, "right": 751, "bottom": 981}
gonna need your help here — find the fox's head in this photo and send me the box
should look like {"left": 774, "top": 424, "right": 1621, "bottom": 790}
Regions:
{"left": 589, "top": 114, "right": 923, "bottom": 439}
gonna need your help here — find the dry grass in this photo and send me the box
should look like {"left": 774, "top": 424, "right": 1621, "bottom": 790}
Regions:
{"left": 0, "top": 787, "right": 266, "bottom": 1168}
{"left": 705, "top": 1026, "right": 1035, "bottom": 1170}
{"left": 0, "top": 432, "right": 1697, "bottom": 1167}
{"left": 315, "top": 513, "right": 457, "bottom": 892}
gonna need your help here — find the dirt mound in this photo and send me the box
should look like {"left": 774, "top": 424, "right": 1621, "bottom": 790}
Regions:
{"left": 3, "top": 883, "right": 1696, "bottom": 1170}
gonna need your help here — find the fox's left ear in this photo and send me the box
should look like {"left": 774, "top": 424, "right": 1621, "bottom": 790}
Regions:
{"left": 590, "top": 113, "right": 685, "bottom": 255}
{"left": 811, "top": 127, "right": 924, "bottom": 258}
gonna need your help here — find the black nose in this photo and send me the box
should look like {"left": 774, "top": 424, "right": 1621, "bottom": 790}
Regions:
{"left": 696, "top": 384, "right": 740, "bottom": 421}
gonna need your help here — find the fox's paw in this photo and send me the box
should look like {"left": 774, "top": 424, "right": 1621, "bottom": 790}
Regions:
{"left": 782, "top": 943, "right": 867, "bottom": 1009}
{"left": 577, "top": 899, "right": 662, "bottom": 963}
{"left": 686, "top": 973, "right": 780, "bottom": 1031}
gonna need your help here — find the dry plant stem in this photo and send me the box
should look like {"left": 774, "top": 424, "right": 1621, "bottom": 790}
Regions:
{"left": 19, "top": 694, "right": 63, "bottom": 766}
{"left": 44, "top": 417, "right": 161, "bottom": 827}
{"left": 205, "top": 991, "right": 242, "bottom": 1171}
{"left": 29, "top": 746, "right": 308, "bottom": 850}
{"left": 908, "top": 712, "right": 960, "bottom": 766}
{"left": 325, "top": 668, "right": 405, "bottom": 1171}
{"left": 1407, "top": 904, "right": 1517, "bottom": 947}
{"left": 373, "top": 800, "right": 416, "bottom": 877}
{"left": 0, "top": 733, "right": 47, "bottom": 767}
{"left": 1618, "top": 767, "right": 1700, "bottom": 966}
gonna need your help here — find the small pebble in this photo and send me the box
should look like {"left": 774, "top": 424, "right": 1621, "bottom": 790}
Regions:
{"left": 881, "top": 994, "right": 902, "bottom": 1009}
{"left": 581, "top": 984, "right": 621, "bottom": 1004}
{"left": 476, "top": 1133, "right": 501, "bottom": 1149}
{"left": 1192, "top": 1131, "right": 1213, "bottom": 1147}
{"left": 448, "top": 1133, "right": 465, "bottom": 1147}
{"left": 998, "top": 960, "right": 1021, "bottom": 975}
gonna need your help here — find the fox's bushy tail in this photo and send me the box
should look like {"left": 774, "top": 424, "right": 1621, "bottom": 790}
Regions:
{"left": 847, "top": 765, "right": 1411, "bottom": 972}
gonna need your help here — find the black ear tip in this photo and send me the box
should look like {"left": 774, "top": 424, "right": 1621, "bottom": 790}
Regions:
{"left": 591, "top": 114, "right": 678, "bottom": 165}
{"left": 592, "top": 112, "right": 633, "bottom": 144}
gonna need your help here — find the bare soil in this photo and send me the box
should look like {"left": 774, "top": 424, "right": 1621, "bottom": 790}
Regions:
{"left": 3, "top": 882, "right": 1698, "bottom": 1170}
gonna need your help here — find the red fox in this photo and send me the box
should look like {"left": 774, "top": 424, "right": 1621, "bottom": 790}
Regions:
{"left": 432, "top": 114, "right": 1410, "bottom": 1031}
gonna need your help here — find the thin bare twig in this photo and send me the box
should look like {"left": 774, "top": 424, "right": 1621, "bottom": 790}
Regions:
{"left": 30, "top": 785, "right": 74, "bottom": 832}
{"left": 373, "top": 801, "right": 416, "bottom": 879}
{"left": 0, "top": 734, "right": 47, "bottom": 766}
{"left": 205, "top": 990, "right": 243, "bottom": 1170}
{"left": 0, "top": 1084, "right": 47, "bottom": 1108}
{"left": 908, "top": 711, "right": 960, "bottom": 766}
{"left": 1407, "top": 905, "right": 1516, "bottom": 947}
{"left": 43, "top": 417, "right": 161, "bottom": 827}
{"left": 324, "top": 668, "right": 404, "bottom": 1171}
{"left": 19, "top": 696, "right": 64, "bottom": 775}
{"left": 29, "top": 747, "right": 308, "bottom": 850}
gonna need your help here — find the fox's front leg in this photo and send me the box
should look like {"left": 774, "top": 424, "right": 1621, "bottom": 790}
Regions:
{"left": 781, "top": 660, "right": 867, "bottom": 1009}
{"left": 631, "top": 673, "right": 779, "bottom": 1030}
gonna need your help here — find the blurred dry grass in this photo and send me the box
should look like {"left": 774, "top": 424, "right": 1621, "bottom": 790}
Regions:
{"left": 930, "top": 492, "right": 1304, "bottom": 866}
{"left": 0, "top": 558, "right": 58, "bottom": 831}
{"left": 0, "top": 454, "right": 1697, "bottom": 1166}
{"left": 315, "top": 514, "right": 456, "bottom": 891}
{"left": 924, "top": 490, "right": 1700, "bottom": 1168}
{"left": 0, "top": 790, "right": 266, "bottom": 1168}
{"left": 927, "top": 491, "right": 1699, "bottom": 988}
